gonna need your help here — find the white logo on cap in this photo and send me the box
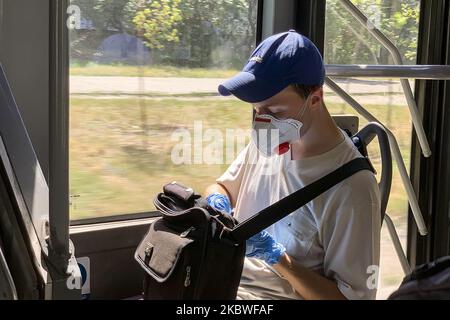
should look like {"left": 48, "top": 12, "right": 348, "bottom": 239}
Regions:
{"left": 250, "top": 56, "right": 263, "bottom": 63}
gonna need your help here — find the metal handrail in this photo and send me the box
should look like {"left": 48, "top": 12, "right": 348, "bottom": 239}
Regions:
{"left": 325, "top": 77, "right": 428, "bottom": 236}
{"left": 384, "top": 214, "right": 412, "bottom": 275}
{"left": 0, "top": 246, "right": 18, "bottom": 300}
{"left": 340, "top": 0, "right": 432, "bottom": 158}
{"left": 326, "top": 64, "right": 450, "bottom": 80}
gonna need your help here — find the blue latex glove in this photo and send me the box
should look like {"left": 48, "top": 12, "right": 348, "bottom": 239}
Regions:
{"left": 207, "top": 193, "right": 285, "bottom": 265}
{"left": 206, "top": 193, "right": 233, "bottom": 215}
{"left": 246, "top": 231, "right": 286, "bottom": 266}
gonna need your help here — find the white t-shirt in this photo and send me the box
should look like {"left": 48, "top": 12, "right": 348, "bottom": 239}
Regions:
{"left": 217, "top": 131, "right": 381, "bottom": 300}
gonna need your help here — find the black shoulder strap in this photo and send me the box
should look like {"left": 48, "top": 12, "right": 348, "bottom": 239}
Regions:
{"left": 227, "top": 157, "right": 374, "bottom": 243}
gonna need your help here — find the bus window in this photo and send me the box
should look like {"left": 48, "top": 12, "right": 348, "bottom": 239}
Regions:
{"left": 68, "top": 0, "right": 258, "bottom": 220}
{"left": 324, "top": 0, "right": 421, "bottom": 299}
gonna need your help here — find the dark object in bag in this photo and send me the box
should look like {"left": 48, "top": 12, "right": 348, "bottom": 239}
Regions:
{"left": 388, "top": 256, "right": 450, "bottom": 300}
{"left": 135, "top": 158, "right": 373, "bottom": 300}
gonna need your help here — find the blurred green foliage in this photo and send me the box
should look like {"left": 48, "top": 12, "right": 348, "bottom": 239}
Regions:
{"left": 325, "top": 0, "right": 420, "bottom": 64}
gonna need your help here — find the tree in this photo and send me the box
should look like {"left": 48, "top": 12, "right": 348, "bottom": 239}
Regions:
{"left": 71, "top": 0, "right": 138, "bottom": 32}
{"left": 172, "top": 0, "right": 258, "bottom": 68}
{"left": 70, "top": 0, "right": 259, "bottom": 68}
{"left": 325, "top": 0, "right": 420, "bottom": 65}
{"left": 133, "top": 0, "right": 183, "bottom": 50}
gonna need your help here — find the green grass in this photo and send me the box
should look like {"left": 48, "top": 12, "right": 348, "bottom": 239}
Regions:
{"left": 70, "top": 169, "right": 126, "bottom": 220}
{"left": 69, "top": 97, "right": 252, "bottom": 218}
{"left": 70, "top": 63, "right": 239, "bottom": 78}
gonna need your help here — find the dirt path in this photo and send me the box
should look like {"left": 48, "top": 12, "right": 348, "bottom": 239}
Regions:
{"left": 70, "top": 76, "right": 408, "bottom": 95}
{"left": 70, "top": 76, "right": 411, "bottom": 106}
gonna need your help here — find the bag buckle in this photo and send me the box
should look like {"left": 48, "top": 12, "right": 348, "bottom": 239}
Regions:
{"left": 180, "top": 227, "right": 196, "bottom": 238}
{"left": 144, "top": 243, "right": 154, "bottom": 264}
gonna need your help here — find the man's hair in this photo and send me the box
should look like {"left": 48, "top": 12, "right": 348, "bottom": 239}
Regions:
{"left": 291, "top": 84, "right": 322, "bottom": 99}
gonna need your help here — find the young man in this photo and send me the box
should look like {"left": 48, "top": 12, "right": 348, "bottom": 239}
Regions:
{"left": 205, "top": 30, "right": 381, "bottom": 300}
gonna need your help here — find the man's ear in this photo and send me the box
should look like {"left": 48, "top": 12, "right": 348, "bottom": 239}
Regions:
{"left": 311, "top": 87, "right": 324, "bottom": 107}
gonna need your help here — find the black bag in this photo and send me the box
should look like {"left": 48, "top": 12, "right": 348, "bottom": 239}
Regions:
{"left": 135, "top": 158, "right": 373, "bottom": 300}
{"left": 135, "top": 182, "right": 246, "bottom": 300}
{"left": 388, "top": 256, "right": 450, "bottom": 300}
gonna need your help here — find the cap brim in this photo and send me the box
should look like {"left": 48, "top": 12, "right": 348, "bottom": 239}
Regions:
{"left": 218, "top": 72, "right": 288, "bottom": 103}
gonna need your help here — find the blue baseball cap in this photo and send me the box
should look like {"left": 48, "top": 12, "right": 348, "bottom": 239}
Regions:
{"left": 218, "top": 30, "right": 325, "bottom": 103}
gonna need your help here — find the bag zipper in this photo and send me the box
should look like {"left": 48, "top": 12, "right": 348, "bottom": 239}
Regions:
{"left": 184, "top": 266, "right": 192, "bottom": 287}
{"left": 180, "top": 227, "right": 195, "bottom": 238}
{"left": 180, "top": 227, "right": 194, "bottom": 295}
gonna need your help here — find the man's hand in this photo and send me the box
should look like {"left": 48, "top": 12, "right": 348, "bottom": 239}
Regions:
{"left": 207, "top": 193, "right": 286, "bottom": 266}
{"left": 274, "top": 253, "right": 347, "bottom": 300}
{"left": 206, "top": 193, "right": 233, "bottom": 215}
{"left": 246, "top": 231, "right": 286, "bottom": 266}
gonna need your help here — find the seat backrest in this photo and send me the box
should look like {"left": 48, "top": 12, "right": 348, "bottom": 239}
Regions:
{"left": 332, "top": 115, "right": 360, "bottom": 136}
{"left": 352, "top": 122, "right": 392, "bottom": 220}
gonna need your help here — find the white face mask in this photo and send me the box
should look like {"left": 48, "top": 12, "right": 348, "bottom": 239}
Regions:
{"left": 252, "top": 95, "right": 311, "bottom": 157}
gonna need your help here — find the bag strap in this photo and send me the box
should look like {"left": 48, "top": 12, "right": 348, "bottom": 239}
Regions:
{"left": 226, "top": 157, "right": 374, "bottom": 243}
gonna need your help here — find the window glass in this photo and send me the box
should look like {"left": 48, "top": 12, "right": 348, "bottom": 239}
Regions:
{"left": 69, "top": 0, "right": 258, "bottom": 219}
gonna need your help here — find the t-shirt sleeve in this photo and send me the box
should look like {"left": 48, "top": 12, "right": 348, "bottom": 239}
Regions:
{"left": 216, "top": 144, "right": 250, "bottom": 207}
{"left": 321, "top": 171, "right": 382, "bottom": 300}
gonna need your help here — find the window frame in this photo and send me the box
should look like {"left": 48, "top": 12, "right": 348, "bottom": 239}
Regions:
{"left": 50, "top": 0, "right": 71, "bottom": 270}
{"left": 408, "top": 0, "right": 450, "bottom": 267}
